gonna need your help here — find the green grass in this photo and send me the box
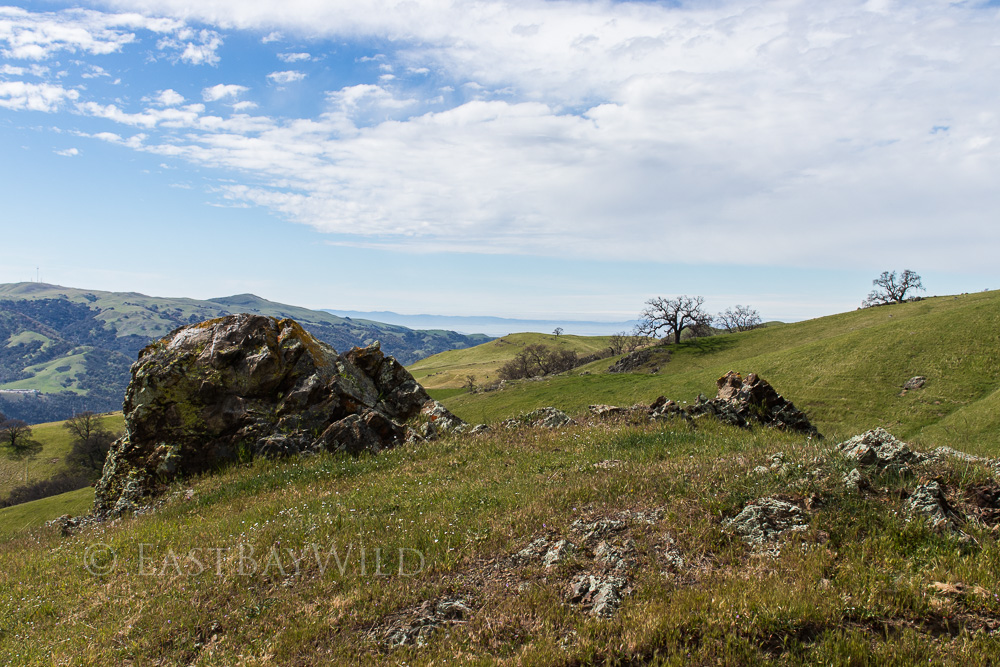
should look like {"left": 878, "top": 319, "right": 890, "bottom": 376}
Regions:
{"left": 0, "top": 348, "right": 92, "bottom": 394}
{"left": 0, "top": 487, "right": 94, "bottom": 539}
{"left": 2, "top": 292, "right": 999, "bottom": 663}
{"left": 4, "top": 331, "right": 54, "bottom": 349}
{"left": 0, "top": 420, "right": 997, "bottom": 664}
{"left": 408, "top": 332, "right": 613, "bottom": 389}
{"left": 0, "top": 413, "right": 124, "bottom": 498}
{"left": 441, "top": 292, "right": 1000, "bottom": 454}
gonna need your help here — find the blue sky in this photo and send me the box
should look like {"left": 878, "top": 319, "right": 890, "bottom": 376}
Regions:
{"left": 1, "top": 0, "right": 998, "bottom": 325}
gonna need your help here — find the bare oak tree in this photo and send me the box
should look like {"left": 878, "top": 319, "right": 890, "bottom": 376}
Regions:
{"left": 636, "top": 295, "right": 712, "bottom": 344}
{"left": 608, "top": 331, "right": 645, "bottom": 356}
{"left": 862, "top": 270, "right": 924, "bottom": 307}
{"left": 63, "top": 411, "right": 116, "bottom": 474}
{"left": 716, "top": 305, "right": 763, "bottom": 333}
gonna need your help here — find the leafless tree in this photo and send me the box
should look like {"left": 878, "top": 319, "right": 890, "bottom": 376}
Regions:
{"left": 716, "top": 305, "right": 763, "bottom": 333}
{"left": 608, "top": 331, "right": 646, "bottom": 356}
{"left": 862, "top": 270, "right": 924, "bottom": 307}
{"left": 64, "top": 411, "right": 116, "bottom": 474}
{"left": 635, "top": 295, "right": 712, "bottom": 344}
{"left": 552, "top": 327, "right": 564, "bottom": 337}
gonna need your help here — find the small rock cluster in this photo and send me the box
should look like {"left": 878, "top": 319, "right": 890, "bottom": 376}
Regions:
{"left": 838, "top": 427, "right": 927, "bottom": 476}
{"left": 607, "top": 350, "right": 653, "bottom": 374}
{"left": 724, "top": 498, "right": 810, "bottom": 553}
{"left": 501, "top": 407, "right": 576, "bottom": 429}
{"left": 589, "top": 371, "right": 820, "bottom": 437}
{"left": 382, "top": 598, "right": 471, "bottom": 648}
{"left": 511, "top": 509, "right": 671, "bottom": 618}
{"left": 834, "top": 429, "right": 992, "bottom": 536}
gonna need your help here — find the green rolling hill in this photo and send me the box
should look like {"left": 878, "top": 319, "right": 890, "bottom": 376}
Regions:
{"left": 408, "top": 332, "right": 614, "bottom": 389}
{"left": 0, "top": 283, "right": 491, "bottom": 423}
{"left": 431, "top": 291, "right": 1000, "bottom": 454}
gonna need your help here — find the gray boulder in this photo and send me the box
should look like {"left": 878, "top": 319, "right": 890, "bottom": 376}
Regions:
{"left": 502, "top": 407, "right": 575, "bottom": 429}
{"left": 908, "top": 481, "right": 963, "bottom": 533}
{"left": 725, "top": 497, "right": 809, "bottom": 548}
{"left": 837, "top": 428, "right": 926, "bottom": 472}
{"left": 698, "top": 371, "right": 819, "bottom": 436}
{"left": 95, "top": 315, "right": 434, "bottom": 516}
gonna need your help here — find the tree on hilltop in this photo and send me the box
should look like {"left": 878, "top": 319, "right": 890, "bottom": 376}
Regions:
{"left": 716, "top": 305, "right": 762, "bottom": 333}
{"left": 636, "top": 295, "right": 712, "bottom": 344}
{"left": 863, "top": 270, "right": 924, "bottom": 307}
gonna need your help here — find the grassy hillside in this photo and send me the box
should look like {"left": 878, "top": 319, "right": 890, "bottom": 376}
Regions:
{"left": 1, "top": 295, "right": 999, "bottom": 663}
{"left": 0, "top": 487, "right": 94, "bottom": 540}
{"left": 1, "top": 420, "right": 998, "bottom": 664}
{"left": 408, "top": 332, "right": 613, "bottom": 389}
{"left": 0, "top": 413, "right": 124, "bottom": 499}
{"left": 440, "top": 292, "right": 1000, "bottom": 454}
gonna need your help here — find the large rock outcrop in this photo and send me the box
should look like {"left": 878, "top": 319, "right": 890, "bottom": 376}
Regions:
{"left": 95, "top": 315, "right": 459, "bottom": 516}
{"left": 688, "top": 371, "right": 820, "bottom": 436}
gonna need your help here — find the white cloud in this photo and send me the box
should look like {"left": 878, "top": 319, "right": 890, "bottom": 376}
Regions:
{"left": 261, "top": 31, "right": 282, "bottom": 44}
{"left": 157, "top": 28, "right": 223, "bottom": 65}
{"left": 202, "top": 83, "right": 248, "bottom": 101}
{"left": 24, "top": 0, "right": 1000, "bottom": 272}
{"left": 0, "top": 6, "right": 180, "bottom": 60}
{"left": 80, "top": 64, "right": 111, "bottom": 79}
{"left": 266, "top": 70, "right": 306, "bottom": 84}
{"left": 0, "top": 81, "right": 79, "bottom": 111}
{"left": 55, "top": 147, "right": 79, "bottom": 156}
{"left": 276, "top": 51, "right": 310, "bottom": 63}
{"left": 150, "top": 88, "right": 184, "bottom": 105}
{"left": 0, "top": 64, "right": 25, "bottom": 75}
{"left": 231, "top": 100, "right": 257, "bottom": 111}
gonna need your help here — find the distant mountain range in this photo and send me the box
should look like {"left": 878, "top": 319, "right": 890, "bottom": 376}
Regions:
{"left": 323, "top": 310, "right": 639, "bottom": 337}
{"left": 0, "top": 283, "right": 491, "bottom": 423}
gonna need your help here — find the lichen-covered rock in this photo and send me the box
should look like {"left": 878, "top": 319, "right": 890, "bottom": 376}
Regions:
{"left": 908, "top": 481, "right": 963, "bottom": 533}
{"left": 418, "top": 400, "right": 467, "bottom": 439}
{"left": 724, "top": 498, "right": 809, "bottom": 549}
{"left": 501, "top": 407, "right": 576, "bottom": 429}
{"left": 697, "top": 372, "right": 819, "bottom": 436}
{"left": 588, "top": 404, "right": 628, "bottom": 419}
{"left": 384, "top": 599, "right": 470, "bottom": 648}
{"left": 543, "top": 539, "right": 576, "bottom": 568}
{"left": 837, "top": 428, "right": 926, "bottom": 472}
{"left": 568, "top": 573, "right": 628, "bottom": 617}
{"left": 843, "top": 468, "right": 869, "bottom": 492}
{"left": 95, "top": 315, "right": 434, "bottom": 516}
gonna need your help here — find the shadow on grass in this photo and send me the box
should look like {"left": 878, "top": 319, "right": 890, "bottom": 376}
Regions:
{"left": 677, "top": 335, "right": 740, "bottom": 356}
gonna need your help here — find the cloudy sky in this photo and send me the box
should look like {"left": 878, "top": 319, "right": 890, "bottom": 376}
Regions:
{"left": 1, "top": 0, "right": 998, "bottom": 326}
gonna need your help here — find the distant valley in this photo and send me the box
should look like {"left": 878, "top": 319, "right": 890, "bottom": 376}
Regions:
{"left": 0, "top": 283, "right": 491, "bottom": 423}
